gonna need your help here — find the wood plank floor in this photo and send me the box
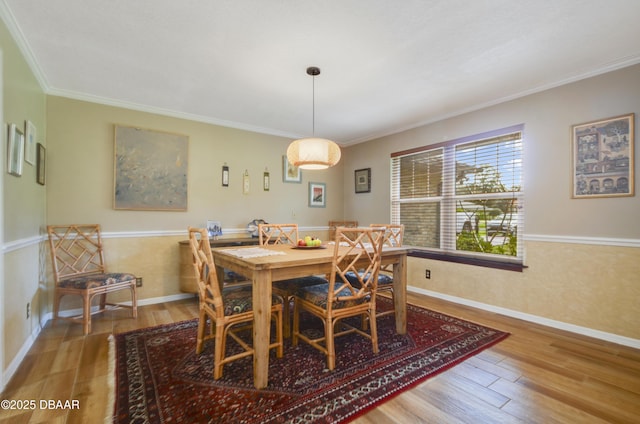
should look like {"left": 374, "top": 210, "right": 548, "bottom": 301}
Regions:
{"left": 1, "top": 292, "right": 639, "bottom": 423}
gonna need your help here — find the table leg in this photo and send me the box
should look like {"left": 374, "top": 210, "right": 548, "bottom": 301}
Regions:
{"left": 393, "top": 254, "right": 407, "bottom": 334}
{"left": 252, "top": 269, "right": 272, "bottom": 389}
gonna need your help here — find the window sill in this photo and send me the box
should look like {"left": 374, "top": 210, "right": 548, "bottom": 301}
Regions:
{"left": 408, "top": 249, "right": 527, "bottom": 272}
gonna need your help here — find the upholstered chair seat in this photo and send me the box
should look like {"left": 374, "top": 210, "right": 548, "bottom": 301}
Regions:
{"left": 57, "top": 272, "right": 137, "bottom": 290}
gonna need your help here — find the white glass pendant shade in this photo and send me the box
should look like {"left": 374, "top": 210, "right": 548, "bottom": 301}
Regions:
{"left": 286, "top": 137, "right": 341, "bottom": 169}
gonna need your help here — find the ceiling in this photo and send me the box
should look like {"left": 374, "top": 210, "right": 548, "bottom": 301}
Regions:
{"left": 2, "top": 0, "right": 640, "bottom": 146}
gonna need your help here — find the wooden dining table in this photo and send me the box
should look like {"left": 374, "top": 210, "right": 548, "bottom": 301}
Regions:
{"left": 210, "top": 242, "right": 409, "bottom": 389}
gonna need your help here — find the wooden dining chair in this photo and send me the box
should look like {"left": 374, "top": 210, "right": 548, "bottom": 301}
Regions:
{"left": 188, "top": 227, "right": 284, "bottom": 379}
{"left": 292, "top": 226, "right": 385, "bottom": 370}
{"left": 258, "top": 223, "right": 298, "bottom": 245}
{"left": 368, "top": 224, "right": 404, "bottom": 319}
{"left": 47, "top": 224, "right": 138, "bottom": 335}
{"left": 258, "top": 223, "right": 326, "bottom": 337}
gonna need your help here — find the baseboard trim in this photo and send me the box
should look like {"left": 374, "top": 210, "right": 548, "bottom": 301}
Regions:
{"left": 409, "top": 286, "right": 640, "bottom": 350}
{"left": 2, "top": 324, "right": 41, "bottom": 393}
{"left": 1, "top": 292, "right": 195, "bottom": 392}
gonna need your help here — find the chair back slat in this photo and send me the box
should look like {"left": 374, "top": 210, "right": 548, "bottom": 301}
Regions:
{"left": 328, "top": 227, "right": 384, "bottom": 306}
{"left": 188, "top": 227, "right": 224, "bottom": 314}
{"left": 370, "top": 224, "right": 404, "bottom": 247}
{"left": 47, "top": 224, "right": 107, "bottom": 282}
{"left": 370, "top": 224, "right": 404, "bottom": 273}
{"left": 258, "top": 223, "right": 298, "bottom": 245}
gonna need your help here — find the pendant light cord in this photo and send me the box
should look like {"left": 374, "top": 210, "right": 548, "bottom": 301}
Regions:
{"left": 306, "top": 66, "right": 321, "bottom": 137}
{"left": 312, "top": 73, "right": 315, "bottom": 136}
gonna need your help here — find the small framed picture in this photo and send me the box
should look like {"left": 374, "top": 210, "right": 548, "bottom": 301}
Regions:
{"left": 571, "top": 113, "right": 634, "bottom": 198}
{"left": 24, "top": 120, "right": 37, "bottom": 165}
{"left": 206, "top": 220, "right": 222, "bottom": 238}
{"left": 355, "top": 168, "right": 371, "bottom": 193}
{"left": 7, "top": 123, "right": 24, "bottom": 176}
{"left": 308, "top": 182, "right": 326, "bottom": 208}
{"left": 283, "top": 155, "right": 302, "bottom": 183}
{"left": 36, "top": 143, "right": 46, "bottom": 185}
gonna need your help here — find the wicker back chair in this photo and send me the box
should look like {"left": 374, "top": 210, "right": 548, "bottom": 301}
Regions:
{"left": 188, "top": 227, "right": 284, "bottom": 379}
{"left": 369, "top": 224, "right": 404, "bottom": 319}
{"left": 47, "top": 224, "right": 137, "bottom": 334}
{"left": 258, "top": 223, "right": 298, "bottom": 245}
{"left": 257, "top": 223, "right": 326, "bottom": 337}
{"left": 292, "top": 226, "right": 384, "bottom": 370}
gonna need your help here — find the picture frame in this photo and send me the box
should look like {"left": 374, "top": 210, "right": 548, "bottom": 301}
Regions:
{"left": 7, "top": 123, "right": 24, "bottom": 176}
{"left": 282, "top": 155, "right": 302, "bottom": 183}
{"left": 36, "top": 143, "right": 46, "bottom": 185}
{"left": 24, "top": 120, "right": 37, "bottom": 165}
{"left": 206, "top": 220, "right": 223, "bottom": 239}
{"left": 114, "top": 125, "right": 189, "bottom": 211}
{"left": 571, "top": 113, "right": 634, "bottom": 198}
{"left": 308, "top": 182, "right": 326, "bottom": 208}
{"left": 355, "top": 168, "right": 371, "bottom": 193}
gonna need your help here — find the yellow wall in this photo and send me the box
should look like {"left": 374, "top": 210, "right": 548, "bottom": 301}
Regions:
{"left": 343, "top": 64, "right": 640, "bottom": 341}
{"left": 44, "top": 97, "right": 343, "bottom": 313}
{"left": 1, "top": 15, "right": 47, "bottom": 377}
{"left": 406, "top": 241, "right": 639, "bottom": 338}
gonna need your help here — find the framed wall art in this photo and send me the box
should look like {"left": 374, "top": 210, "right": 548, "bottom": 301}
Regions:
{"left": 114, "top": 125, "right": 189, "bottom": 210}
{"left": 282, "top": 155, "right": 302, "bottom": 183}
{"left": 355, "top": 168, "right": 371, "bottom": 193}
{"left": 207, "top": 220, "right": 222, "bottom": 238}
{"left": 36, "top": 143, "right": 46, "bottom": 185}
{"left": 571, "top": 113, "right": 634, "bottom": 198}
{"left": 308, "top": 182, "right": 326, "bottom": 208}
{"left": 7, "top": 123, "right": 24, "bottom": 176}
{"left": 24, "top": 120, "right": 37, "bottom": 165}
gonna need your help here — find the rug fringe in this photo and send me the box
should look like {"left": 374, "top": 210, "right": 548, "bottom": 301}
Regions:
{"left": 105, "top": 334, "right": 116, "bottom": 424}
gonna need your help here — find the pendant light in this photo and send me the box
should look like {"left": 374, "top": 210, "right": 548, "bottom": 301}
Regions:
{"left": 286, "top": 66, "right": 341, "bottom": 170}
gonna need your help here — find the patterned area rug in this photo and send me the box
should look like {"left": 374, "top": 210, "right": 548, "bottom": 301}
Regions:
{"left": 111, "top": 298, "right": 508, "bottom": 423}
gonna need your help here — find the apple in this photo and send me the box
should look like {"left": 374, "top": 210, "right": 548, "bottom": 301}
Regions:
{"left": 298, "top": 239, "right": 306, "bottom": 246}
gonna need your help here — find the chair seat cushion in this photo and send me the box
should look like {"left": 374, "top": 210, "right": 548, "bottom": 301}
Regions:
{"left": 273, "top": 275, "right": 327, "bottom": 294}
{"left": 222, "top": 286, "right": 284, "bottom": 316}
{"left": 58, "top": 272, "right": 136, "bottom": 290}
{"left": 294, "top": 283, "right": 368, "bottom": 309}
{"left": 344, "top": 271, "right": 393, "bottom": 287}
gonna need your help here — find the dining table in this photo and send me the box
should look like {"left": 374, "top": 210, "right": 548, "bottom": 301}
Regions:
{"left": 210, "top": 242, "right": 410, "bottom": 389}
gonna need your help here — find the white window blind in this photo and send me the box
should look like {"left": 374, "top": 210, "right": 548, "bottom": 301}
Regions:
{"left": 391, "top": 125, "right": 524, "bottom": 264}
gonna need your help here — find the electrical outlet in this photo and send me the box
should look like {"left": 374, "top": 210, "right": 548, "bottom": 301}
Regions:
{"left": 26, "top": 302, "right": 30, "bottom": 319}
{"left": 136, "top": 277, "right": 143, "bottom": 287}
{"left": 425, "top": 269, "right": 431, "bottom": 279}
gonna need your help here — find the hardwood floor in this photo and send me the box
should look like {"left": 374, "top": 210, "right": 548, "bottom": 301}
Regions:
{"left": 1, "top": 292, "right": 639, "bottom": 423}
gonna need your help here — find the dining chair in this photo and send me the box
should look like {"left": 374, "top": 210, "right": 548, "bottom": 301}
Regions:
{"left": 47, "top": 224, "right": 138, "bottom": 335}
{"left": 292, "top": 226, "right": 385, "bottom": 370}
{"left": 258, "top": 223, "right": 327, "bottom": 337}
{"left": 368, "top": 224, "right": 404, "bottom": 319}
{"left": 258, "top": 223, "right": 298, "bottom": 245}
{"left": 188, "top": 227, "right": 284, "bottom": 379}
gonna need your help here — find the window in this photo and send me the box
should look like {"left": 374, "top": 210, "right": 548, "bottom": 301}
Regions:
{"left": 391, "top": 124, "right": 524, "bottom": 268}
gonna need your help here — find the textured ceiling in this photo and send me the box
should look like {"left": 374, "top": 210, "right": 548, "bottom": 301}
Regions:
{"left": 2, "top": 0, "right": 640, "bottom": 145}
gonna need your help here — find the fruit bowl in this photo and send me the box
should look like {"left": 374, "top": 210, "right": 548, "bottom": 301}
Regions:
{"left": 292, "top": 244, "right": 327, "bottom": 249}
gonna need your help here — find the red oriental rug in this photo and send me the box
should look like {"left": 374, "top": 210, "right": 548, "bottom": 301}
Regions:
{"left": 109, "top": 298, "right": 508, "bottom": 423}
